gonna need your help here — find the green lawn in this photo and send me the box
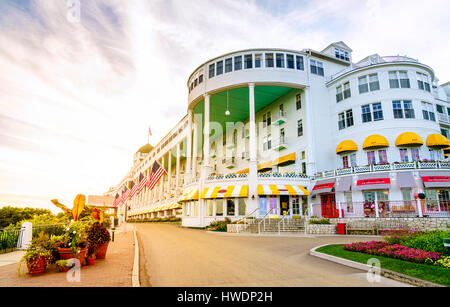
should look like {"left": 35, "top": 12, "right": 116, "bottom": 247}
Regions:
{"left": 316, "top": 244, "right": 450, "bottom": 287}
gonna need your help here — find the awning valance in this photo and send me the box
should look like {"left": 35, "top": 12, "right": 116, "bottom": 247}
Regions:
{"left": 363, "top": 135, "right": 390, "bottom": 150}
{"left": 200, "top": 185, "right": 248, "bottom": 199}
{"left": 258, "top": 184, "right": 310, "bottom": 196}
{"left": 354, "top": 173, "right": 391, "bottom": 190}
{"left": 426, "top": 134, "right": 449, "bottom": 149}
{"left": 237, "top": 168, "right": 249, "bottom": 174}
{"left": 273, "top": 153, "right": 296, "bottom": 166}
{"left": 258, "top": 160, "right": 272, "bottom": 171}
{"left": 395, "top": 132, "right": 424, "bottom": 147}
{"left": 336, "top": 140, "right": 358, "bottom": 154}
{"left": 420, "top": 171, "right": 450, "bottom": 188}
{"left": 311, "top": 179, "right": 336, "bottom": 195}
{"left": 178, "top": 189, "right": 199, "bottom": 202}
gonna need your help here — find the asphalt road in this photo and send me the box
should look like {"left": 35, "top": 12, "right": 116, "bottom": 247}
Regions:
{"left": 136, "top": 223, "right": 409, "bottom": 287}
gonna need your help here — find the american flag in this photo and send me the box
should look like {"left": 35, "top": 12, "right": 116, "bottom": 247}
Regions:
{"left": 121, "top": 187, "right": 130, "bottom": 203}
{"left": 128, "top": 180, "right": 136, "bottom": 200}
{"left": 136, "top": 172, "right": 148, "bottom": 196}
{"left": 113, "top": 193, "right": 120, "bottom": 207}
{"left": 147, "top": 161, "right": 166, "bottom": 190}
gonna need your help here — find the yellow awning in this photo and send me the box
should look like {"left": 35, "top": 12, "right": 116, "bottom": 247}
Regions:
{"left": 178, "top": 189, "right": 199, "bottom": 202}
{"left": 336, "top": 140, "right": 358, "bottom": 154}
{"left": 363, "top": 135, "right": 390, "bottom": 149}
{"left": 273, "top": 153, "right": 296, "bottom": 166}
{"left": 257, "top": 160, "right": 272, "bottom": 171}
{"left": 237, "top": 168, "right": 249, "bottom": 174}
{"left": 201, "top": 185, "right": 248, "bottom": 199}
{"left": 395, "top": 132, "right": 424, "bottom": 147}
{"left": 257, "top": 184, "right": 310, "bottom": 196}
{"left": 426, "top": 134, "right": 449, "bottom": 149}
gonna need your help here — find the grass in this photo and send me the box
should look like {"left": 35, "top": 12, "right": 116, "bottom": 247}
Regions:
{"left": 316, "top": 244, "right": 450, "bottom": 287}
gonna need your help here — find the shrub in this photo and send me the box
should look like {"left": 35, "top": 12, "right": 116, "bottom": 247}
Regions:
{"left": 381, "top": 229, "right": 424, "bottom": 245}
{"left": 403, "top": 230, "right": 450, "bottom": 255}
{"left": 435, "top": 256, "right": 450, "bottom": 269}
{"left": 309, "top": 218, "right": 330, "bottom": 225}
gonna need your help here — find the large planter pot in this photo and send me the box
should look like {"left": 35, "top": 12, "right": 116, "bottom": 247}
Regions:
{"left": 95, "top": 242, "right": 109, "bottom": 259}
{"left": 27, "top": 256, "right": 47, "bottom": 275}
{"left": 87, "top": 257, "right": 95, "bottom": 265}
{"left": 58, "top": 247, "right": 87, "bottom": 265}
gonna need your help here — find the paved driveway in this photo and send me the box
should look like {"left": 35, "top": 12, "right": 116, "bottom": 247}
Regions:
{"left": 136, "top": 223, "right": 409, "bottom": 287}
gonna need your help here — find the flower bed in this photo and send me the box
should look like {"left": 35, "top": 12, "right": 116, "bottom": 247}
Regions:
{"left": 344, "top": 241, "right": 387, "bottom": 253}
{"left": 366, "top": 244, "right": 440, "bottom": 264}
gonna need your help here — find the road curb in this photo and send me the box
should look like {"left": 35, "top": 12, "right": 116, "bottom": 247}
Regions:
{"left": 309, "top": 244, "right": 444, "bottom": 287}
{"left": 132, "top": 226, "right": 140, "bottom": 287}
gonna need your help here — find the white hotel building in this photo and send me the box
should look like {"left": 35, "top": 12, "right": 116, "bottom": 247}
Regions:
{"left": 108, "top": 41, "right": 450, "bottom": 227}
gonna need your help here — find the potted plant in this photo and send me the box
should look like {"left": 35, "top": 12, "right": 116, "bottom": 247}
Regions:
{"left": 86, "top": 222, "right": 111, "bottom": 260}
{"left": 20, "top": 247, "right": 52, "bottom": 275}
{"left": 56, "top": 221, "right": 89, "bottom": 265}
{"left": 55, "top": 259, "right": 71, "bottom": 272}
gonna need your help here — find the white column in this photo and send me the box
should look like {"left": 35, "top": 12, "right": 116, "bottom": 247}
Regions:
{"left": 303, "top": 87, "right": 316, "bottom": 176}
{"left": 168, "top": 149, "right": 172, "bottom": 196}
{"left": 186, "top": 110, "right": 193, "bottom": 180}
{"left": 192, "top": 118, "right": 199, "bottom": 178}
{"left": 160, "top": 156, "right": 165, "bottom": 200}
{"left": 201, "top": 93, "right": 211, "bottom": 177}
{"left": 248, "top": 83, "right": 258, "bottom": 214}
{"left": 176, "top": 142, "right": 181, "bottom": 195}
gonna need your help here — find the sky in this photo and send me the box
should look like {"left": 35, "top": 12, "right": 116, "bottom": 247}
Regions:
{"left": 0, "top": 0, "right": 449, "bottom": 214}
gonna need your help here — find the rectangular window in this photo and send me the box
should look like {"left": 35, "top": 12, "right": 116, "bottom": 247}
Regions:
{"left": 417, "top": 72, "right": 430, "bottom": 92}
{"left": 358, "top": 76, "right": 369, "bottom": 94}
{"left": 216, "top": 61, "right": 223, "bottom": 75}
{"left": 342, "top": 156, "right": 349, "bottom": 168}
{"left": 265, "top": 53, "right": 274, "bottom": 67}
{"left": 215, "top": 199, "right": 223, "bottom": 216}
{"left": 286, "top": 54, "right": 295, "bottom": 69}
{"left": 369, "top": 74, "right": 380, "bottom": 91}
{"left": 296, "top": 94, "right": 302, "bottom": 110}
{"left": 206, "top": 199, "right": 214, "bottom": 216}
{"left": 389, "top": 71, "right": 400, "bottom": 88}
{"left": 378, "top": 150, "right": 388, "bottom": 164}
{"left": 399, "top": 71, "right": 410, "bottom": 88}
{"left": 297, "top": 119, "right": 303, "bottom": 137}
{"left": 336, "top": 85, "right": 343, "bottom": 102}
{"left": 399, "top": 149, "right": 409, "bottom": 162}
{"left": 343, "top": 82, "right": 351, "bottom": 99}
{"left": 338, "top": 112, "right": 346, "bottom": 130}
{"left": 199, "top": 74, "right": 203, "bottom": 84}
{"left": 422, "top": 101, "right": 435, "bottom": 121}
{"left": 367, "top": 151, "right": 376, "bottom": 165}
{"left": 238, "top": 198, "right": 246, "bottom": 216}
{"left": 403, "top": 101, "right": 415, "bottom": 118}
{"left": 346, "top": 109, "right": 354, "bottom": 127}
{"left": 225, "top": 58, "right": 232, "bottom": 73}
{"left": 244, "top": 54, "right": 253, "bottom": 69}
{"left": 411, "top": 148, "right": 420, "bottom": 161}
{"left": 310, "top": 59, "right": 324, "bottom": 76}
{"left": 373, "top": 102, "right": 383, "bottom": 121}
{"left": 209, "top": 63, "right": 215, "bottom": 78}
{"left": 226, "top": 199, "right": 235, "bottom": 216}
{"left": 291, "top": 196, "right": 300, "bottom": 215}
{"left": 362, "top": 104, "right": 372, "bottom": 123}
{"left": 234, "top": 56, "right": 242, "bottom": 70}
{"left": 393, "top": 100, "right": 404, "bottom": 118}
{"left": 276, "top": 53, "right": 285, "bottom": 68}
{"left": 255, "top": 54, "right": 262, "bottom": 68}
{"left": 296, "top": 55, "right": 304, "bottom": 70}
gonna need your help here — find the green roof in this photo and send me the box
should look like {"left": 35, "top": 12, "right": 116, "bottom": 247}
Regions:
{"left": 136, "top": 143, "right": 153, "bottom": 154}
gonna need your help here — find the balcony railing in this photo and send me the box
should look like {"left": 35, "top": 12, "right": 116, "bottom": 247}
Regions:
{"left": 312, "top": 200, "right": 450, "bottom": 219}
{"left": 272, "top": 136, "right": 288, "bottom": 151}
{"left": 314, "top": 161, "right": 450, "bottom": 180}
{"left": 272, "top": 111, "right": 287, "bottom": 126}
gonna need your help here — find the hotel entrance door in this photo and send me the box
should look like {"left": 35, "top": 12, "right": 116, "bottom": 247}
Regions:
{"left": 280, "top": 195, "right": 289, "bottom": 216}
{"left": 320, "top": 194, "right": 336, "bottom": 218}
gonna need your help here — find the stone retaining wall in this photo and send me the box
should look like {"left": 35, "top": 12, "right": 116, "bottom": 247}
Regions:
{"left": 307, "top": 224, "right": 337, "bottom": 235}
{"left": 328, "top": 217, "right": 449, "bottom": 231}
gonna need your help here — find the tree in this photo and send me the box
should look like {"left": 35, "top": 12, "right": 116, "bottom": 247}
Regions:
{"left": 0, "top": 206, "right": 52, "bottom": 228}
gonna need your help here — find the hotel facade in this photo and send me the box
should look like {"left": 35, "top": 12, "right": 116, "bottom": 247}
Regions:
{"left": 107, "top": 41, "right": 450, "bottom": 227}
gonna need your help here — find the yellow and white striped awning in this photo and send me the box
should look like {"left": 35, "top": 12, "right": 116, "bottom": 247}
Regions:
{"left": 169, "top": 200, "right": 182, "bottom": 209}
{"left": 258, "top": 184, "right": 310, "bottom": 196}
{"left": 200, "top": 185, "right": 248, "bottom": 199}
{"left": 178, "top": 188, "right": 199, "bottom": 202}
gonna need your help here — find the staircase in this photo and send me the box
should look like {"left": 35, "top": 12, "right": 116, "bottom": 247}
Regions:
{"left": 242, "top": 218, "right": 306, "bottom": 234}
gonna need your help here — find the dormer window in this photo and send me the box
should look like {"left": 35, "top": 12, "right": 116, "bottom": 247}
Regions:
{"left": 335, "top": 48, "right": 350, "bottom": 61}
